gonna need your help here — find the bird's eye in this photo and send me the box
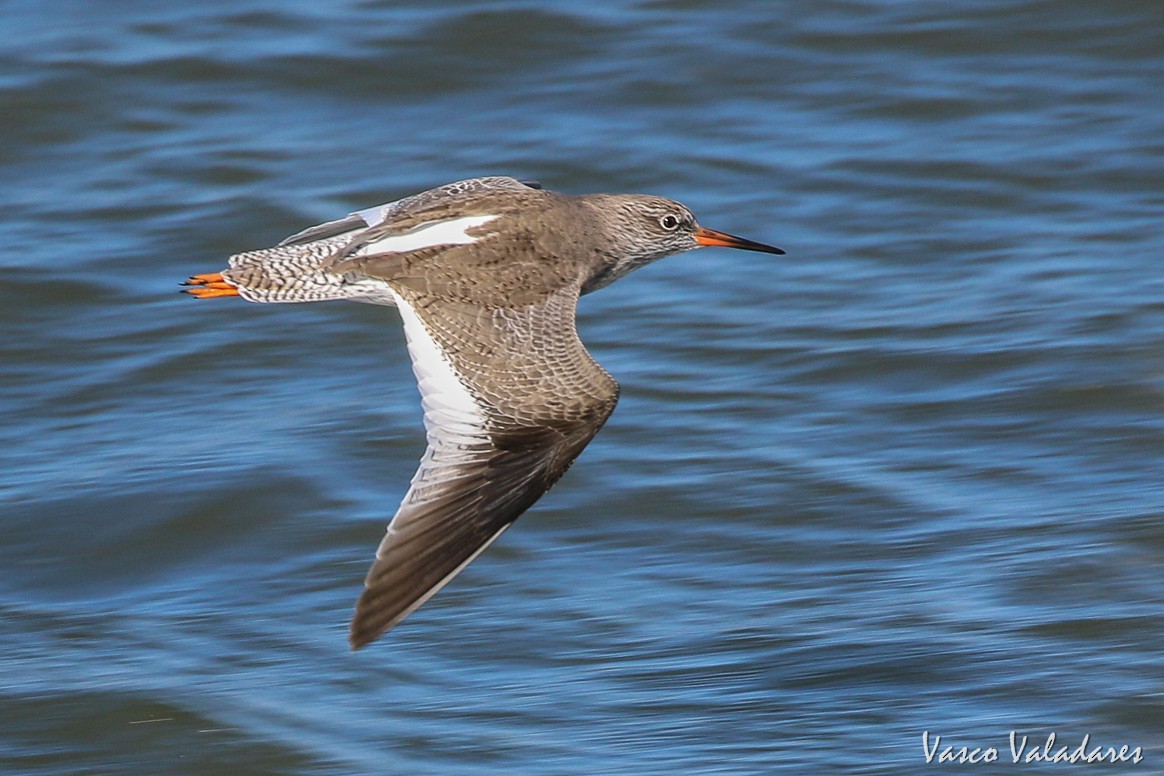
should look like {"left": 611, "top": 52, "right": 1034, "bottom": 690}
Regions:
{"left": 659, "top": 214, "right": 681, "bottom": 230}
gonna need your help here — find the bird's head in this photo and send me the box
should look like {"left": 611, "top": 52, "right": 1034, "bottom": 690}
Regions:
{"left": 580, "top": 194, "right": 783, "bottom": 294}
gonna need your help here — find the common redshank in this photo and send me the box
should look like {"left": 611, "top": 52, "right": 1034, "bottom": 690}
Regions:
{"left": 184, "top": 176, "right": 783, "bottom": 649}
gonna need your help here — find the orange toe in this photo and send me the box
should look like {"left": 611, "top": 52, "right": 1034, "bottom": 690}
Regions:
{"left": 182, "top": 272, "right": 225, "bottom": 286}
{"left": 183, "top": 286, "right": 240, "bottom": 299}
{"left": 181, "top": 271, "right": 239, "bottom": 298}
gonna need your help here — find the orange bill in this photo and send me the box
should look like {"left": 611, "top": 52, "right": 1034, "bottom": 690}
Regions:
{"left": 694, "top": 226, "right": 784, "bottom": 255}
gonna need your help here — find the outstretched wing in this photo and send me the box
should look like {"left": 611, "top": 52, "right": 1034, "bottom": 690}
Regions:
{"left": 350, "top": 287, "right": 618, "bottom": 649}
{"left": 277, "top": 176, "right": 539, "bottom": 246}
{"left": 219, "top": 177, "right": 540, "bottom": 304}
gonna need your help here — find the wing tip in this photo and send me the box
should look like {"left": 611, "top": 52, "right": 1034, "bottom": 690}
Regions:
{"left": 348, "top": 607, "right": 384, "bottom": 651}
{"left": 349, "top": 629, "right": 374, "bottom": 651}
{"left": 348, "top": 620, "right": 383, "bottom": 651}
{"left": 348, "top": 584, "right": 410, "bottom": 650}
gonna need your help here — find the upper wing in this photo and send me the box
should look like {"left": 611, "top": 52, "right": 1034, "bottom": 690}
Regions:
{"left": 277, "top": 176, "right": 539, "bottom": 246}
{"left": 349, "top": 286, "right": 618, "bottom": 649}
{"left": 221, "top": 177, "right": 540, "bottom": 304}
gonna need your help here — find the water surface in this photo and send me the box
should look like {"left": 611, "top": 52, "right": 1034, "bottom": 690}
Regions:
{"left": 2, "top": 1, "right": 1162, "bottom": 773}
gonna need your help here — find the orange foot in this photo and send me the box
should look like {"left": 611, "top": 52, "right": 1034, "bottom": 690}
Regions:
{"left": 182, "top": 272, "right": 240, "bottom": 299}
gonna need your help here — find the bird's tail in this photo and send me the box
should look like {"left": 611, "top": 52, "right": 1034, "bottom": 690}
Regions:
{"left": 182, "top": 235, "right": 382, "bottom": 304}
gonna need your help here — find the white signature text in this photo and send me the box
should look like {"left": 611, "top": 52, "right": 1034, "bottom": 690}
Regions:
{"left": 922, "top": 731, "right": 1143, "bottom": 765}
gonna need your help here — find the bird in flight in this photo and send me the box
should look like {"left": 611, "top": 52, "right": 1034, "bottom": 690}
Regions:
{"left": 184, "top": 176, "right": 783, "bottom": 649}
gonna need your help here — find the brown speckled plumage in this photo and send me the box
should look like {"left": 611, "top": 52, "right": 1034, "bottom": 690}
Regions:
{"left": 183, "top": 176, "right": 783, "bottom": 649}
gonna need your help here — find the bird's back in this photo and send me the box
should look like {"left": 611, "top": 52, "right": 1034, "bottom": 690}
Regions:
{"left": 220, "top": 176, "right": 563, "bottom": 305}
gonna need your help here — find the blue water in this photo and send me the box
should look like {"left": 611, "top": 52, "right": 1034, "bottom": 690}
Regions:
{"left": 2, "top": 1, "right": 1162, "bottom": 773}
